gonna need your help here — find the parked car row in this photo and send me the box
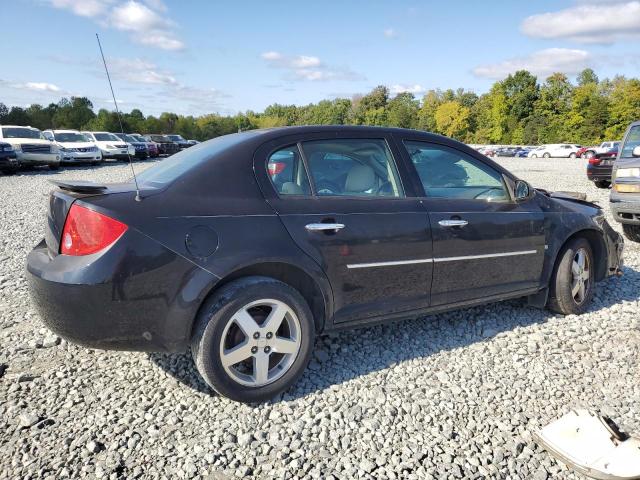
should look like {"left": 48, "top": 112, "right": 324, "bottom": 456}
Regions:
{"left": 0, "top": 124, "right": 197, "bottom": 174}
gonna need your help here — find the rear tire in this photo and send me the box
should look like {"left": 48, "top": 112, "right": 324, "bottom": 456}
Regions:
{"left": 547, "top": 237, "right": 595, "bottom": 315}
{"left": 594, "top": 180, "right": 611, "bottom": 189}
{"left": 191, "top": 277, "right": 315, "bottom": 403}
{"left": 622, "top": 224, "right": 640, "bottom": 243}
{"left": 569, "top": 153, "right": 577, "bottom": 159}
{"left": 585, "top": 151, "right": 595, "bottom": 159}
{"left": 543, "top": 153, "right": 551, "bottom": 158}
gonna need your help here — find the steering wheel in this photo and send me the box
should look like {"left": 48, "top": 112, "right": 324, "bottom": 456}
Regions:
{"left": 315, "top": 180, "right": 342, "bottom": 196}
{"left": 474, "top": 187, "right": 506, "bottom": 201}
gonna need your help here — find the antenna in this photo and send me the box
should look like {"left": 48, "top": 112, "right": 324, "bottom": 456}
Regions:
{"left": 95, "top": 33, "right": 142, "bottom": 202}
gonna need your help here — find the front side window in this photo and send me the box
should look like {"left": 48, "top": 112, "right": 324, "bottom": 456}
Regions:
{"left": 300, "top": 139, "right": 403, "bottom": 197}
{"left": 404, "top": 141, "right": 509, "bottom": 202}
{"left": 621, "top": 125, "right": 640, "bottom": 158}
{"left": 267, "top": 145, "right": 311, "bottom": 195}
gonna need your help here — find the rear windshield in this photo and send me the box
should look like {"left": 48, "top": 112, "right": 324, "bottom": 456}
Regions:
{"left": 621, "top": 126, "right": 640, "bottom": 158}
{"left": 2, "top": 127, "right": 43, "bottom": 139}
{"left": 136, "top": 133, "right": 250, "bottom": 187}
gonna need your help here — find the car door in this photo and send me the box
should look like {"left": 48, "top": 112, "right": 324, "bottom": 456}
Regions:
{"left": 395, "top": 136, "right": 546, "bottom": 306}
{"left": 254, "top": 132, "right": 434, "bottom": 325}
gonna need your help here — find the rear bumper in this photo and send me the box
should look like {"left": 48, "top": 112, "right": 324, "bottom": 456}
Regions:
{"left": 26, "top": 230, "right": 217, "bottom": 353}
{"left": 587, "top": 164, "right": 613, "bottom": 181}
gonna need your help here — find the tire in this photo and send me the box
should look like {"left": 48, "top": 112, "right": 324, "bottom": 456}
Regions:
{"left": 569, "top": 153, "right": 577, "bottom": 159}
{"left": 622, "top": 224, "right": 640, "bottom": 243}
{"left": 191, "top": 276, "right": 315, "bottom": 403}
{"left": 594, "top": 180, "right": 611, "bottom": 189}
{"left": 547, "top": 237, "right": 595, "bottom": 315}
{"left": 531, "top": 154, "right": 537, "bottom": 158}
{"left": 585, "top": 151, "right": 595, "bottom": 159}
{"left": 49, "top": 164, "right": 59, "bottom": 170}
{"left": 543, "top": 153, "right": 551, "bottom": 158}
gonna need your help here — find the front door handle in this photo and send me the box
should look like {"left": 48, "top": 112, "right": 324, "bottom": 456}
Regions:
{"left": 438, "top": 219, "right": 468, "bottom": 227}
{"left": 305, "top": 223, "right": 345, "bottom": 232}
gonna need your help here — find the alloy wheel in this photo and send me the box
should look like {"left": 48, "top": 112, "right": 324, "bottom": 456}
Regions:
{"left": 571, "top": 248, "right": 591, "bottom": 305}
{"left": 219, "top": 299, "right": 301, "bottom": 387}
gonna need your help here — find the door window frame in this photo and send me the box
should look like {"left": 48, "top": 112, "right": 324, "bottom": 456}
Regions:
{"left": 255, "top": 131, "right": 420, "bottom": 201}
{"left": 391, "top": 135, "right": 517, "bottom": 203}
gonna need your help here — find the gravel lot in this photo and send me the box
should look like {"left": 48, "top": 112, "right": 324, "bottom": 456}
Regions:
{"left": 1, "top": 157, "right": 639, "bottom": 480}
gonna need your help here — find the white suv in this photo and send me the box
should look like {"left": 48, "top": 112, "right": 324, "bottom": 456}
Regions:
{"left": 528, "top": 144, "right": 581, "bottom": 158}
{"left": 0, "top": 125, "right": 61, "bottom": 169}
{"left": 82, "top": 131, "right": 134, "bottom": 160}
{"left": 43, "top": 130, "right": 103, "bottom": 165}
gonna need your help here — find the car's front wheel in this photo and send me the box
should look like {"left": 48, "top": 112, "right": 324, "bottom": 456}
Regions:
{"left": 622, "top": 224, "right": 640, "bottom": 243}
{"left": 547, "top": 237, "right": 595, "bottom": 315}
{"left": 569, "top": 153, "right": 577, "bottom": 158}
{"left": 543, "top": 153, "right": 551, "bottom": 158}
{"left": 191, "top": 276, "right": 315, "bottom": 403}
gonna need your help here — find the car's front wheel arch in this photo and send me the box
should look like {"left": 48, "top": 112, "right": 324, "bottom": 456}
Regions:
{"left": 551, "top": 229, "right": 608, "bottom": 284}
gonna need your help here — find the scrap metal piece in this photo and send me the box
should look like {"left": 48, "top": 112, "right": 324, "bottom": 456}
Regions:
{"left": 534, "top": 409, "right": 640, "bottom": 480}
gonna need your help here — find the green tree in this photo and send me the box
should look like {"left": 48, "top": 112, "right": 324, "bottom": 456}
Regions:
{"left": 417, "top": 90, "right": 442, "bottom": 132}
{"left": 577, "top": 68, "right": 599, "bottom": 87}
{"left": 386, "top": 92, "right": 418, "bottom": 128}
{"left": 435, "top": 101, "right": 470, "bottom": 139}
{"left": 605, "top": 77, "right": 640, "bottom": 139}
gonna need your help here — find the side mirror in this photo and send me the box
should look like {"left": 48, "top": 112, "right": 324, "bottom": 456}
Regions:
{"left": 514, "top": 180, "right": 531, "bottom": 201}
{"left": 633, "top": 146, "right": 640, "bottom": 157}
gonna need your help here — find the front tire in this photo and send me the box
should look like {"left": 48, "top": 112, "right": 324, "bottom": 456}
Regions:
{"left": 547, "top": 237, "right": 595, "bottom": 315}
{"left": 569, "top": 153, "right": 577, "bottom": 159}
{"left": 191, "top": 277, "right": 315, "bottom": 403}
{"left": 622, "top": 224, "right": 640, "bottom": 243}
{"left": 543, "top": 153, "right": 551, "bottom": 158}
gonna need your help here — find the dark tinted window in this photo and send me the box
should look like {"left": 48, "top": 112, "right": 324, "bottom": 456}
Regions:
{"left": 404, "top": 141, "right": 509, "bottom": 202}
{"left": 300, "top": 139, "right": 403, "bottom": 197}
{"left": 267, "top": 145, "right": 311, "bottom": 195}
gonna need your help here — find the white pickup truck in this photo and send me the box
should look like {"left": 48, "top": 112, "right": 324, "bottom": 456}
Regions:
{"left": 581, "top": 141, "right": 620, "bottom": 158}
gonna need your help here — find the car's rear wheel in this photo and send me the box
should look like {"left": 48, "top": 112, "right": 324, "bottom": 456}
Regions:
{"left": 594, "top": 180, "right": 611, "bottom": 189}
{"left": 622, "top": 224, "right": 640, "bottom": 243}
{"left": 547, "top": 237, "right": 595, "bottom": 315}
{"left": 191, "top": 276, "right": 315, "bottom": 403}
{"left": 585, "top": 151, "right": 595, "bottom": 159}
{"left": 531, "top": 154, "right": 537, "bottom": 158}
{"left": 543, "top": 153, "right": 551, "bottom": 158}
{"left": 569, "top": 153, "right": 577, "bottom": 158}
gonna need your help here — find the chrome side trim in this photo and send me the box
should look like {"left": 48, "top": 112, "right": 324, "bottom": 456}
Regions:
{"left": 433, "top": 250, "right": 538, "bottom": 263}
{"left": 347, "top": 258, "right": 433, "bottom": 269}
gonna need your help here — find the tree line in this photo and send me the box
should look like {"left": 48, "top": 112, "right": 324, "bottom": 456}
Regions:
{"left": 1, "top": 68, "right": 639, "bottom": 145}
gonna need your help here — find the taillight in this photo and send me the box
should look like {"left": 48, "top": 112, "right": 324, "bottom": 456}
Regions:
{"left": 588, "top": 157, "right": 601, "bottom": 165}
{"left": 268, "top": 161, "right": 286, "bottom": 175}
{"left": 60, "top": 204, "right": 127, "bottom": 256}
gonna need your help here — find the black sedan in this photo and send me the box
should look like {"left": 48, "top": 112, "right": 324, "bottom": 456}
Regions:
{"left": 27, "top": 126, "right": 624, "bottom": 402}
{"left": 587, "top": 149, "right": 618, "bottom": 188}
{"left": 0, "top": 142, "right": 19, "bottom": 174}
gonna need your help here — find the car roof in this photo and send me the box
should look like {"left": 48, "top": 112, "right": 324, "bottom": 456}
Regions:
{"left": 1, "top": 125, "right": 38, "bottom": 129}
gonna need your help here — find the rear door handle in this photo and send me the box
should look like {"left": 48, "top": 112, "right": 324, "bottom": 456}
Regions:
{"left": 305, "top": 223, "right": 345, "bottom": 232}
{"left": 438, "top": 219, "right": 468, "bottom": 227}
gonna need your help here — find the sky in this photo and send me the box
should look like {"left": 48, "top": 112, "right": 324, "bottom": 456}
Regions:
{"left": 2, "top": 0, "right": 640, "bottom": 116}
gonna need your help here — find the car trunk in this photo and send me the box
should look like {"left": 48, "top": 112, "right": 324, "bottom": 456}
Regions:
{"left": 45, "top": 180, "right": 136, "bottom": 256}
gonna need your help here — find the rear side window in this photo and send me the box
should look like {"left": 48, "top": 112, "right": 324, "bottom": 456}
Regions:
{"left": 267, "top": 145, "right": 311, "bottom": 195}
{"left": 404, "top": 141, "right": 509, "bottom": 202}
{"left": 301, "top": 139, "right": 404, "bottom": 197}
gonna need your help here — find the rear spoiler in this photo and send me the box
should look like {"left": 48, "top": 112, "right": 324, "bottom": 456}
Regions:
{"left": 50, "top": 180, "right": 108, "bottom": 194}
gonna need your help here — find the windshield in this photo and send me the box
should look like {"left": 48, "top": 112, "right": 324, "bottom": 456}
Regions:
{"left": 2, "top": 127, "right": 44, "bottom": 139}
{"left": 621, "top": 125, "right": 640, "bottom": 158}
{"left": 55, "top": 132, "right": 89, "bottom": 143}
{"left": 150, "top": 135, "right": 169, "bottom": 142}
{"left": 121, "top": 134, "right": 138, "bottom": 143}
{"left": 167, "top": 134, "right": 185, "bottom": 141}
{"left": 131, "top": 134, "right": 146, "bottom": 142}
{"left": 94, "top": 133, "right": 121, "bottom": 142}
{"left": 137, "top": 133, "right": 250, "bottom": 187}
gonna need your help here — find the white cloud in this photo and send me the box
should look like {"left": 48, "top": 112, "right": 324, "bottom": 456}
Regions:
{"left": 390, "top": 84, "right": 425, "bottom": 95}
{"left": 45, "top": 0, "right": 184, "bottom": 50}
{"left": 473, "top": 48, "right": 592, "bottom": 80}
{"left": 383, "top": 28, "right": 397, "bottom": 38}
{"left": 24, "top": 82, "right": 62, "bottom": 92}
{"left": 261, "top": 51, "right": 364, "bottom": 82}
{"left": 521, "top": 1, "right": 640, "bottom": 43}
{"left": 107, "top": 58, "right": 177, "bottom": 85}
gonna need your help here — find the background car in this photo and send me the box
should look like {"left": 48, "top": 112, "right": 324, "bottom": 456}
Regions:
{"left": 495, "top": 147, "right": 519, "bottom": 157}
{"left": 587, "top": 148, "right": 618, "bottom": 188}
{"left": 27, "top": 126, "right": 623, "bottom": 403}
{"left": 0, "top": 141, "right": 19, "bottom": 174}
{"left": 581, "top": 141, "right": 620, "bottom": 159}
{"left": 187, "top": 139, "right": 200, "bottom": 146}
{"left": 611, "top": 121, "right": 640, "bottom": 242}
{"left": 143, "top": 134, "right": 180, "bottom": 155}
{"left": 166, "top": 134, "right": 191, "bottom": 149}
{"left": 43, "top": 130, "right": 102, "bottom": 165}
{"left": 114, "top": 133, "right": 149, "bottom": 160}
{"left": 515, "top": 147, "right": 532, "bottom": 157}
{"left": 130, "top": 133, "right": 159, "bottom": 158}
{"left": 528, "top": 144, "right": 581, "bottom": 158}
{"left": 82, "top": 131, "right": 133, "bottom": 160}
{"left": 0, "top": 125, "right": 61, "bottom": 170}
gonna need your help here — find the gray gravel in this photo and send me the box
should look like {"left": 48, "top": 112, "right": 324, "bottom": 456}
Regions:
{"left": 1, "top": 157, "right": 639, "bottom": 479}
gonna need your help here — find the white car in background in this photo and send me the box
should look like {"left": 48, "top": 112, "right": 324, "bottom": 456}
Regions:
{"left": 528, "top": 144, "right": 581, "bottom": 158}
{"left": 0, "top": 125, "right": 61, "bottom": 170}
{"left": 43, "top": 130, "right": 102, "bottom": 165}
{"left": 81, "top": 131, "right": 134, "bottom": 160}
